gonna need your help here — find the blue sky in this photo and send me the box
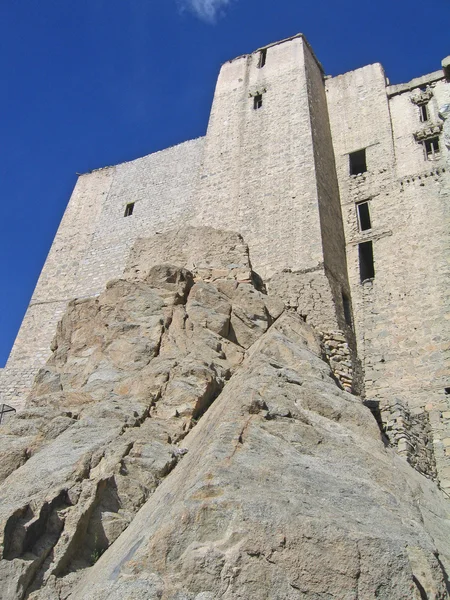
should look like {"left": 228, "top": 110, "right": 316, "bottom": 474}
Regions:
{"left": 0, "top": 0, "right": 449, "bottom": 366}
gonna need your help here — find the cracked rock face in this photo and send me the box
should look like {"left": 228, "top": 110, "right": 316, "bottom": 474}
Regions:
{"left": 0, "top": 228, "right": 449, "bottom": 600}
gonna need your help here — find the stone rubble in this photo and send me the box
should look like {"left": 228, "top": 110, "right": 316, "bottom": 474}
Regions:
{"left": 320, "top": 330, "right": 354, "bottom": 393}
{"left": 379, "top": 399, "right": 438, "bottom": 481}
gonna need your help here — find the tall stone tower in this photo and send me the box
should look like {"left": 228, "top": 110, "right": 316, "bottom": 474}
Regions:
{"left": 194, "top": 35, "right": 352, "bottom": 336}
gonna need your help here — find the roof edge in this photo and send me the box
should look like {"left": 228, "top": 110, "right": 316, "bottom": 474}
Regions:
{"left": 225, "top": 33, "right": 325, "bottom": 75}
{"left": 387, "top": 70, "right": 445, "bottom": 97}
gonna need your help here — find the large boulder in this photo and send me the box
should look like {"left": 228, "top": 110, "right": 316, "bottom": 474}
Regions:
{"left": 0, "top": 239, "right": 285, "bottom": 599}
{"left": 71, "top": 312, "right": 450, "bottom": 600}
{"left": 0, "top": 229, "right": 448, "bottom": 600}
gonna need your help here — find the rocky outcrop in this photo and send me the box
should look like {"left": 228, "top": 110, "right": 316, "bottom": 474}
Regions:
{"left": 0, "top": 228, "right": 449, "bottom": 600}
{"left": 74, "top": 312, "right": 450, "bottom": 600}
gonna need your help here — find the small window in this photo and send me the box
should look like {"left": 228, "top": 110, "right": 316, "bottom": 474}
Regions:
{"left": 124, "top": 202, "right": 135, "bottom": 217}
{"left": 258, "top": 49, "right": 267, "bottom": 69}
{"left": 359, "top": 241, "right": 375, "bottom": 282}
{"left": 419, "top": 103, "right": 429, "bottom": 122}
{"left": 349, "top": 149, "right": 367, "bottom": 175}
{"left": 253, "top": 94, "right": 263, "bottom": 110}
{"left": 423, "top": 137, "right": 440, "bottom": 160}
{"left": 357, "top": 201, "right": 372, "bottom": 231}
{"left": 342, "top": 292, "right": 352, "bottom": 327}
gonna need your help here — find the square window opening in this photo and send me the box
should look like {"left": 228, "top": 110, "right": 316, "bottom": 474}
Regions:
{"left": 258, "top": 49, "right": 267, "bottom": 68}
{"left": 124, "top": 202, "right": 135, "bottom": 217}
{"left": 419, "top": 103, "right": 429, "bottom": 122}
{"left": 359, "top": 241, "right": 375, "bottom": 282}
{"left": 253, "top": 94, "right": 263, "bottom": 110}
{"left": 445, "top": 387, "right": 450, "bottom": 395}
{"left": 357, "top": 201, "right": 372, "bottom": 231}
{"left": 342, "top": 292, "right": 352, "bottom": 327}
{"left": 423, "top": 137, "right": 440, "bottom": 160}
{"left": 349, "top": 149, "right": 367, "bottom": 175}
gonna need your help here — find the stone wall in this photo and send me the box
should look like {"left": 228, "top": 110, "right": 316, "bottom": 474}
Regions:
{"left": 378, "top": 398, "right": 437, "bottom": 481}
{"left": 304, "top": 41, "right": 350, "bottom": 311}
{"left": 321, "top": 330, "right": 354, "bottom": 393}
{"left": 1, "top": 139, "right": 204, "bottom": 410}
{"left": 0, "top": 367, "right": 36, "bottom": 409}
{"left": 327, "top": 64, "right": 450, "bottom": 492}
{"left": 73, "top": 137, "right": 204, "bottom": 298}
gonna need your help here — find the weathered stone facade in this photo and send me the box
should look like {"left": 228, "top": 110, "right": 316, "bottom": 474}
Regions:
{"left": 1, "top": 34, "right": 449, "bottom": 491}
{"left": 326, "top": 61, "right": 450, "bottom": 493}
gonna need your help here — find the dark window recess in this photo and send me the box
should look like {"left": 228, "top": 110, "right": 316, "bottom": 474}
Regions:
{"left": 359, "top": 241, "right": 375, "bottom": 282}
{"left": 357, "top": 201, "right": 372, "bottom": 231}
{"left": 423, "top": 137, "right": 440, "bottom": 160}
{"left": 258, "top": 49, "right": 267, "bottom": 68}
{"left": 124, "top": 202, "right": 135, "bottom": 217}
{"left": 445, "top": 388, "right": 450, "bottom": 395}
{"left": 342, "top": 292, "right": 352, "bottom": 327}
{"left": 253, "top": 94, "right": 263, "bottom": 110}
{"left": 349, "top": 149, "right": 367, "bottom": 175}
{"left": 419, "top": 103, "right": 429, "bottom": 122}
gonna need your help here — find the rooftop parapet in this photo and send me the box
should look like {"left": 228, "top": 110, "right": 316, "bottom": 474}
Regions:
{"left": 387, "top": 69, "right": 445, "bottom": 97}
{"left": 224, "top": 32, "right": 325, "bottom": 75}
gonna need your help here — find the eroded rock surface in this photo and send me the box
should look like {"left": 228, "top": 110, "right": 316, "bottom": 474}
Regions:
{"left": 72, "top": 311, "right": 450, "bottom": 600}
{"left": 0, "top": 228, "right": 449, "bottom": 600}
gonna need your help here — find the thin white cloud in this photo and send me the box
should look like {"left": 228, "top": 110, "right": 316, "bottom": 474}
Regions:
{"left": 181, "top": 0, "right": 233, "bottom": 23}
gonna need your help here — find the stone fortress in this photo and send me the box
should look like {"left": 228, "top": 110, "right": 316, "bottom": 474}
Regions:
{"left": 1, "top": 34, "right": 449, "bottom": 490}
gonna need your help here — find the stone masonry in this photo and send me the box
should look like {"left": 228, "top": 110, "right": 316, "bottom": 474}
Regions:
{"left": 326, "top": 61, "right": 450, "bottom": 492}
{"left": 1, "top": 34, "right": 449, "bottom": 492}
